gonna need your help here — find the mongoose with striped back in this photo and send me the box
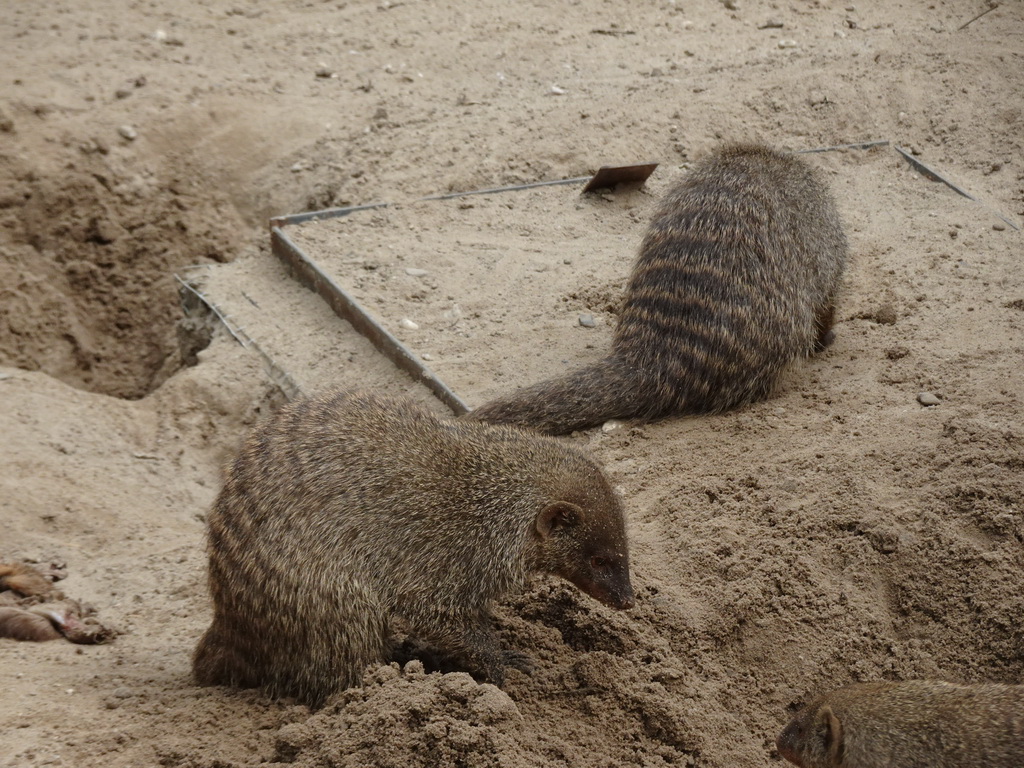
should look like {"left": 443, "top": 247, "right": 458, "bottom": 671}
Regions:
{"left": 193, "top": 390, "right": 633, "bottom": 708}
{"left": 777, "top": 680, "right": 1024, "bottom": 768}
{"left": 468, "top": 144, "right": 848, "bottom": 434}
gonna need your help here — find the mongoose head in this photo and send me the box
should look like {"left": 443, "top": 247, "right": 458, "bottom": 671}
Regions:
{"left": 777, "top": 698, "right": 845, "bottom": 768}
{"left": 532, "top": 489, "right": 634, "bottom": 611}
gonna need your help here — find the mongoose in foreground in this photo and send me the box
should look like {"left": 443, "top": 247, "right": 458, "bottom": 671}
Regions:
{"left": 777, "top": 680, "right": 1024, "bottom": 768}
{"left": 468, "top": 144, "right": 848, "bottom": 434}
{"left": 193, "top": 390, "right": 633, "bottom": 708}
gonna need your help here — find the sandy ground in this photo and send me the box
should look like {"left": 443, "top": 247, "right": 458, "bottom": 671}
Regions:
{"left": 2, "top": 1, "right": 1022, "bottom": 766}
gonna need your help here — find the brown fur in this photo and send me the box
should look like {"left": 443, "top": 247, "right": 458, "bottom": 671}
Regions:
{"left": 468, "top": 144, "right": 848, "bottom": 434}
{"left": 0, "top": 606, "right": 64, "bottom": 641}
{"left": 193, "top": 390, "right": 633, "bottom": 708}
{"left": 777, "top": 680, "right": 1024, "bottom": 768}
{"left": 0, "top": 561, "right": 66, "bottom": 601}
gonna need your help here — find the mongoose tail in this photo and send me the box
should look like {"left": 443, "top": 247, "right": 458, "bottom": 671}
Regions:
{"left": 466, "top": 357, "right": 655, "bottom": 435}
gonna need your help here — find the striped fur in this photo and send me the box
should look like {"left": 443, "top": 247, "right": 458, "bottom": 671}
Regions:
{"left": 193, "top": 390, "right": 632, "bottom": 707}
{"left": 468, "top": 144, "right": 848, "bottom": 434}
{"left": 778, "top": 681, "right": 1024, "bottom": 768}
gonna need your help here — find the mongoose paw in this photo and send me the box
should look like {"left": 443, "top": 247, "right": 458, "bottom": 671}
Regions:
{"left": 814, "top": 329, "right": 836, "bottom": 353}
{"left": 502, "top": 648, "right": 535, "bottom": 676}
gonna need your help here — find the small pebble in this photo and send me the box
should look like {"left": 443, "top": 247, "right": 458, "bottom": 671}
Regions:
{"left": 315, "top": 66, "right": 335, "bottom": 78}
{"left": 778, "top": 39, "right": 798, "bottom": 49}
{"left": 117, "top": 125, "right": 138, "bottom": 141}
{"left": 873, "top": 304, "right": 897, "bottom": 325}
{"left": 602, "top": 419, "right": 625, "bottom": 434}
{"left": 405, "top": 267, "right": 428, "bottom": 276}
{"left": 578, "top": 314, "right": 596, "bottom": 328}
{"left": 420, "top": 353, "right": 433, "bottom": 361}
{"left": 992, "top": 223, "right": 1006, "bottom": 231}
{"left": 917, "top": 392, "right": 941, "bottom": 407}
{"left": 549, "top": 84, "right": 567, "bottom": 95}
{"left": 399, "top": 318, "right": 419, "bottom": 330}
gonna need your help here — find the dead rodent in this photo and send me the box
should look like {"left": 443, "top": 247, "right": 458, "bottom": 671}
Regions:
{"left": 777, "top": 680, "right": 1024, "bottom": 768}
{"left": 0, "top": 601, "right": 117, "bottom": 644}
{"left": 193, "top": 390, "right": 634, "bottom": 708}
{"left": 468, "top": 143, "right": 848, "bottom": 434}
{"left": 0, "top": 562, "right": 117, "bottom": 644}
{"left": 0, "top": 561, "right": 67, "bottom": 601}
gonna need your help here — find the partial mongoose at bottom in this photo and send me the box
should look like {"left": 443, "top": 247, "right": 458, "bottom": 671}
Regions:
{"left": 778, "top": 680, "right": 1024, "bottom": 768}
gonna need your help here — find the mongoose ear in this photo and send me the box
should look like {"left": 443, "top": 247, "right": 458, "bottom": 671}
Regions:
{"left": 818, "top": 705, "right": 843, "bottom": 763}
{"left": 535, "top": 502, "right": 585, "bottom": 539}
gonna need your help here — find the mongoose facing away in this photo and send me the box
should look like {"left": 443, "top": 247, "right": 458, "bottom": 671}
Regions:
{"left": 193, "top": 390, "right": 633, "bottom": 708}
{"left": 777, "top": 680, "right": 1024, "bottom": 768}
{"left": 468, "top": 143, "right": 848, "bottom": 434}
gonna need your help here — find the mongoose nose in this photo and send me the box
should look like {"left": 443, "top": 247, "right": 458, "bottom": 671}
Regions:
{"left": 617, "top": 593, "right": 635, "bottom": 610}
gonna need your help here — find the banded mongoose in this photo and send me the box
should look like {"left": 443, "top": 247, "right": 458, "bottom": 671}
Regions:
{"left": 777, "top": 680, "right": 1024, "bottom": 768}
{"left": 468, "top": 143, "right": 848, "bottom": 434}
{"left": 193, "top": 390, "right": 634, "bottom": 708}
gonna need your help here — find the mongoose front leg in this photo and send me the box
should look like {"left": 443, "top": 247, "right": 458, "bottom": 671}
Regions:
{"left": 813, "top": 301, "right": 838, "bottom": 353}
{"left": 436, "top": 614, "right": 532, "bottom": 686}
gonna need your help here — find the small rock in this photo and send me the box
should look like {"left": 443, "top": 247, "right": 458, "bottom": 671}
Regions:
{"left": 917, "top": 392, "right": 941, "bottom": 407}
{"left": 405, "top": 267, "right": 428, "bottom": 276}
{"left": 992, "top": 223, "right": 1006, "bottom": 231}
{"left": 399, "top": 318, "right": 419, "bottom": 330}
{"left": 420, "top": 353, "right": 433, "bottom": 361}
{"left": 778, "top": 39, "right": 798, "bottom": 49}
{"left": 578, "top": 313, "right": 596, "bottom": 328}
{"left": 114, "top": 88, "right": 132, "bottom": 100}
{"left": 153, "top": 29, "right": 168, "bottom": 41}
{"left": 549, "top": 84, "right": 567, "bottom": 95}
{"left": 873, "top": 303, "right": 897, "bottom": 325}
{"left": 117, "top": 125, "right": 138, "bottom": 141}
{"left": 602, "top": 419, "right": 625, "bottom": 433}
{"left": 314, "top": 66, "right": 335, "bottom": 78}
{"left": 289, "top": 162, "right": 304, "bottom": 173}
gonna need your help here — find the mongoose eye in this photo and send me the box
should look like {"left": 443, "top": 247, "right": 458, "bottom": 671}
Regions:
{"left": 591, "top": 556, "right": 610, "bottom": 569}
